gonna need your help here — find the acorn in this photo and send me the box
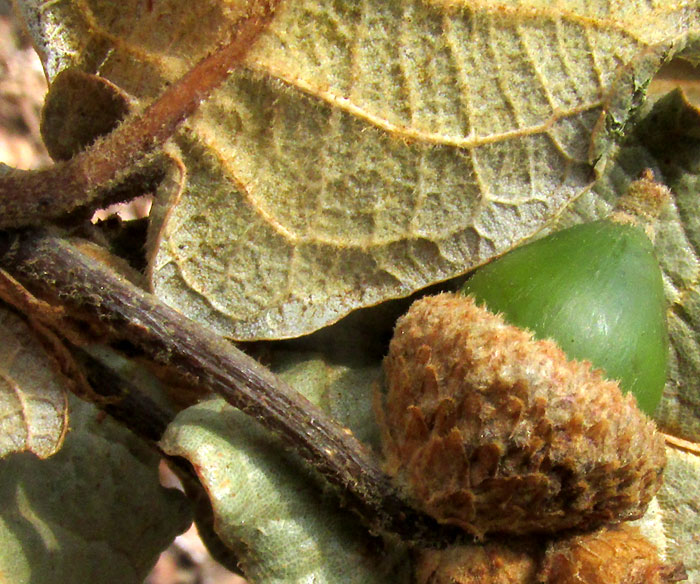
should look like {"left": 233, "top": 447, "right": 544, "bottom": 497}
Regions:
{"left": 461, "top": 215, "right": 667, "bottom": 416}
{"left": 414, "top": 540, "right": 538, "bottom": 584}
{"left": 414, "top": 524, "right": 686, "bottom": 584}
{"left": 540, "top": 524, "right": 687, "bottom": 584}
{"left": 378, "top": 173, "right": 669, "bottom": 537}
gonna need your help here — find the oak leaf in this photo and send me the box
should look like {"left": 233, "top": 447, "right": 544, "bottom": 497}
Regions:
{"left": 16, "top": 0, "right": 697, "bottom": 338}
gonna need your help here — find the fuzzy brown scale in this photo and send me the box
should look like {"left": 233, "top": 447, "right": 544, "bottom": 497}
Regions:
{"left": 415, "top": 539, "right": 540, "bottom": 584}
{"left": 379, "top": 293, "right": 666, "bottom": 538}
{"left": 541, "top": 524, "right": 686, "bottom": 584}
{"left": 414, "top": 524, "right": 685, "bottom": 584}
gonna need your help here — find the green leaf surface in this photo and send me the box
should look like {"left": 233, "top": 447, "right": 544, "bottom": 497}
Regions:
{"left": 159, "top": 398, "right": 410, "bottom": 584}
{"left": 0, "top": 304, "right": 68, "bottom": 460}
{"left": 0, "top": 396, "right": 191, "bottom": 584}
{"left": 14, "top": 0, "right": 697, "bottom": 339}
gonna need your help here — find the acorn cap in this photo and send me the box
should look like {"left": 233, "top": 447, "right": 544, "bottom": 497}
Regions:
{"left": 379, "top": 293, "right": 666, "bottom": 537}
{"left": 414, "top": 540, "right": 538, "bottom": 584}
{"left": 541, "top": 524, "right": 687, "bottom": 584}
{"left": 413, "top": 524, "right": 686, "bottom": 584}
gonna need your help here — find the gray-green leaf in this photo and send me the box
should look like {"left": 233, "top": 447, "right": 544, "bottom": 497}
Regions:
{"left": 0, "top": 304, "right": 68, "bottom": 459}
{"left": 159, "top": 397, "right": 410, "bottom": 584}
{"left": 15, "top": 0, "right": 697, "bottom": 339}
{"left": 0, "top": 396, "right": 191, "bottom": 583}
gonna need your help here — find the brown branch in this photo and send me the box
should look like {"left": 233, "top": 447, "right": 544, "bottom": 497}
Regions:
{"left": 0, "top": 266, "right": 174, "bottom": 442}
{"left": 72, "top": 346, "right": 176, "bottom": 443}
{"left": 0, "top": 1, "right": 280, "bottom": 229}
{"left": 0, "top": 228, "right": 462, "bottom": 546}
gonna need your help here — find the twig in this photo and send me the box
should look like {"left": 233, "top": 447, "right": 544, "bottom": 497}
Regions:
{"left": 0, "top": 228, "right": 462, "bottom": 545}
{"left": 72, "top": 346, "right": 176, "bottom": 443}
{"left": 0, "top": 1, "right": 280, "bottom": 229}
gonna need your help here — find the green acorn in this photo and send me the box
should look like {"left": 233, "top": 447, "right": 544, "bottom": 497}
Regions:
{"left": 378, "top": 173, "right": 669, "bottom": 537}
{"left": 461, "top": 212, "right": 667, "bottom": 415}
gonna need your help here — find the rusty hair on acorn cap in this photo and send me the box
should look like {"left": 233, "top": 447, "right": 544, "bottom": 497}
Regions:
{"left": 378, "top": 293, "right": 666, "bottom": 538}
{"left": 413, "top": 524, "right": 686, "bottom": 584}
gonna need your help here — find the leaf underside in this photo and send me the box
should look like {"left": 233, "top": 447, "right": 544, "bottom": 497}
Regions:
{"left": 160, "top": 395, "right": 409, "bottom": 584}
{"left": 9, "top": 1, "right": 700, "bottom": 581}
{"left": 0, "top": 396, "right": 191, "bottom": 584}
{"left": 0, "top": 305, "right": 68, "bottom": 459}
{"left": 17, "top": 0, "right": 696, "bottom": 339}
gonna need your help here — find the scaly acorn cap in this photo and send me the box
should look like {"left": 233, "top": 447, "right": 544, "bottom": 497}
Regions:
{"left": 379, "top": 293, "right": 666, "bottom": 537}
{"left": 413, "top": 524, "right": 686, "bottom": 584}
{"left": 541, "top": 524, "right": 687, "bottom": 584}
{"left": 414, "top": 540, "right": 538, "bottom": 584}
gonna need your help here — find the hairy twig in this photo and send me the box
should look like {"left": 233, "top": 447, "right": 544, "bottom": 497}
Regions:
{"left": 0, "top": 228, "right": 462, "bottom": 546}
{"left": 0, "top": 1, "right": 280, "bottom": 229}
